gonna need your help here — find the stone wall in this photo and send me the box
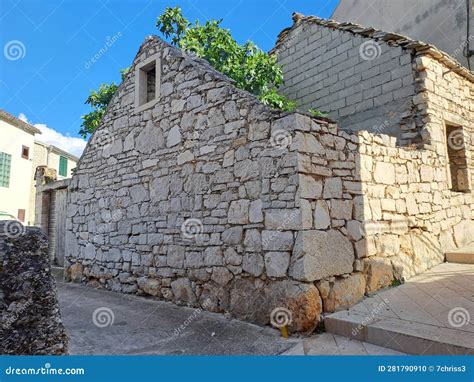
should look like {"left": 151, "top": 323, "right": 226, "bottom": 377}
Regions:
{"left": 65, "top": 35, "right": 473, "bottom": 331}
{"left": 65, "top": 37, "right": 324, "bottom": 332}
{"left": 273, "top": 15, "right": 416, "bottom": 137}
{"left": 0, "top": 224, "right": 68, "bottom": 355}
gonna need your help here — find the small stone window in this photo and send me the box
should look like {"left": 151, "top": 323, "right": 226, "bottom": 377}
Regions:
{"left": 135, "top": 53, "right": 161, "bottom": 112}
{"left": 446, "top": 124, "right": 470, "bottom": 192}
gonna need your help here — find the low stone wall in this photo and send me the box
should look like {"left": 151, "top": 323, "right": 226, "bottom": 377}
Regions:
{"left": 0, "top": 223, "right": 68, "bottom": 355}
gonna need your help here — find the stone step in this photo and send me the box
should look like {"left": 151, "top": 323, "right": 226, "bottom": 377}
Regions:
{"left": 324, "top": 310, "right": 474, "bottom": 355}
{"left": 446, "top": 243, "right": 474, "bottom": 264}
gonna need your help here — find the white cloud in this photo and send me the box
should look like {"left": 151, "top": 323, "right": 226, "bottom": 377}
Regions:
{"left": 18, "top": 113, "right": 87, "bottom": 157}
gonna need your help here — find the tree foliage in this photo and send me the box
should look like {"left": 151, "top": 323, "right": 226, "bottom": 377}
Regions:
{"left": 79, "top": 69, "right": 128, "bottom": 138}
{"left": 156, "top": 7, "right": 295, "bottom": 110}
{"left": 80, "top": 7, "right": 326, "bottom": 138}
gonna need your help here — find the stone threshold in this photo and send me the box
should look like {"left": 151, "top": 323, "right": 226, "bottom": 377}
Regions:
{"left": 325, "top": 309, "right": 474, "bottom": 355}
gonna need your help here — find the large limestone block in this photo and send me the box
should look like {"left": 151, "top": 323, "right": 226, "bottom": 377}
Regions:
{"left": 137, "top": 277, "right": 162, "bottom": 297}
{"left": 289, "top": 230, "right": 354, "bottom": 282}
{"left": 453, "top": 220, "right": 473, "bottom": 248}
{"left": 299, "top": 175, "right": 323, "bottom": 199}
{"left": 170, "top": 278, "right": 197, "bottom": 305}
{"left": 374, "top": 162, "right": 395, "bottom": 185}
{"left": 264, "top": 208, "right": 302, "bottom": 230}
{"left": 363, "top": 257, "right": 393, "bottom": 293}
{"left": 316, "top": 273, "right": 366, "bottom": 313}
{"left": 228, "top": 199, "right": 250, "bottom": 224}
{"left": 228, "top": 278, "right": 322, "bottom": 332}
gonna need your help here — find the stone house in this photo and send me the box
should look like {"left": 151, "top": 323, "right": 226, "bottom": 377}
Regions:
{"left": 64, "top": 15, "right": 473, "bottom": 332}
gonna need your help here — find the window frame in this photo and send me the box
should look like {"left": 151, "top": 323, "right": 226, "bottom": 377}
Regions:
{"left": 134, "top": 53, "right": 161, "bottom": 113}
{"left": 59, "top": 155, "right": 68, "bottom": 177}
{"left": 21, "top": 145, "right": 29, "bottom": 159}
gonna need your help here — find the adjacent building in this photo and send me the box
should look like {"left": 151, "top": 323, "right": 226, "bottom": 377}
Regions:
{"left": 0, "top": 109, "right": 78, "bottom": 225}
{"left": 331, "top": 0, "right": 474, "bottom": 70}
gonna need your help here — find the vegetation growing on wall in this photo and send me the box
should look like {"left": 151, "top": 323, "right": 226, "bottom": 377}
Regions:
{"left": 80, "top": 7, "right": 323, "bottom": 138}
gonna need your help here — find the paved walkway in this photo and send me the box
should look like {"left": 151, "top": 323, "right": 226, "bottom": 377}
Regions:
{"left": 325, "top": 262, "right": 474, "bottom": 355}
{"left": 57, "top": 282, "right": 298, "bottom": 355}
{"left": 58, "top": 282, "right": 401, "bottom": 355}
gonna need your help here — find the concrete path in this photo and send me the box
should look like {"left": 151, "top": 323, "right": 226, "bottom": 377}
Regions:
{"left": 325, "top": 263, "right": 474, "bottom": 355}
{"left": 57, "top": 282, "right": 402, "bottom": 355}
{"left": 57, "top": 282, "right": 299, "bottom": 355}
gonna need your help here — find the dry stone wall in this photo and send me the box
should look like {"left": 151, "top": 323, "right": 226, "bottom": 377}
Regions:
{"left": 0, "top": 224, "right": 68, "bottom": 355}
{"left": 66, "top": 37, "right": 324, "bottom": 332}
{"left": 65, "top": 35, "right": 473, "bottom": 331}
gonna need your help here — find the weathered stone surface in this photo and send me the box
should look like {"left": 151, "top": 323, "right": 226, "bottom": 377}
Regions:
{"left": 228, "top": 278, "right": 322, "bottom": 333}
{"left": 299, "top": 175, "right": 323, "bottom": 199}
{"left": 264, "top": 208, "right": 301, "bottom": 230}
{"left": 137, "top": 277, "right": 161, "bottom": 297}
{"left": 316, "top": 273, "right": 366, "bottom": 313}
{"left": 167, "top": 126, "right": 181, "bottom": 147}
{"left": 374, "top": 162, "right": 395, "bottom": 185}
{"left": 222, "top": 226, "right": 243, "bottom": 244}
{"left": 289, "top": 230, "right": 354, "bottom": 281}
{"left": 0, "top": 226, "right": 68, "bottom": 355}
{"left": 264, "top": 252, "right": 290, "bottom": 277}
{"left": 323, "top": 177, "right": 342, "bottom": 199}
{"left": 313, "top": 200, "right": 330, "bottom": 229}
{"left": 211, "top": 267, "right": 234, "bottom": 285}
{"left": 262, "top": 231, "right": 294, "bottom": 251}
{"left": 64, "top": 34, "right": 474, "bottom": 333}
{"left": 228, "top": 200, "right": 250, "bottom": 224}
{"left": 242, "top": 253, "right": 264, "bottom": 276}
{"left": 364, "top": 257, "right": 394, "bottom": 293}
{"left": 170, "top": 278, "right": 197, "bottom": 305}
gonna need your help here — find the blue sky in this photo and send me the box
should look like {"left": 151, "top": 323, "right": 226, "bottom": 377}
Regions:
{"left": 0, "top": 0, "right": 338, "bottom": 155}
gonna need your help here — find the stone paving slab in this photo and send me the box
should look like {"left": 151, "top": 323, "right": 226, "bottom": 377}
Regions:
{"left": 325, "top": 263, "right": 474, "bottom": 355}
{"left": 58, "top": 282, "right": 298, "bottom": 355}
{"left": 282, "top": 333, "right": 405, "bottom": 355}
{"left": 446, "top": 242, "right": 474, "bottom": 264}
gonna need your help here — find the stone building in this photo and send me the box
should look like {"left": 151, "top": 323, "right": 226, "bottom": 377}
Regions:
{"left": 64, "top": 15, "right": 473, "bottom": 332}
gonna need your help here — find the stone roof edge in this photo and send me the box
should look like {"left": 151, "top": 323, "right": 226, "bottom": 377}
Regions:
{"left": 272, "top": 13, "right": 474, "bottom": 82}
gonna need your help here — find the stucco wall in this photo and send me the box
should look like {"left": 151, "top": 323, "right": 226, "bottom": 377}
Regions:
{"left": 0, "top": 119, "right": 35, "bottom": 222}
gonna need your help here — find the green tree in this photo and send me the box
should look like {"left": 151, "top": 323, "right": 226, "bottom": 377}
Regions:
{"left": 157, "top": 7, "right": 295, "bottom": 109}
{"left": 79, "top": 83, "right": 118, "bottom": 138}
{"left": 80, "top": 7, "right": 322, "bottom": 138}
